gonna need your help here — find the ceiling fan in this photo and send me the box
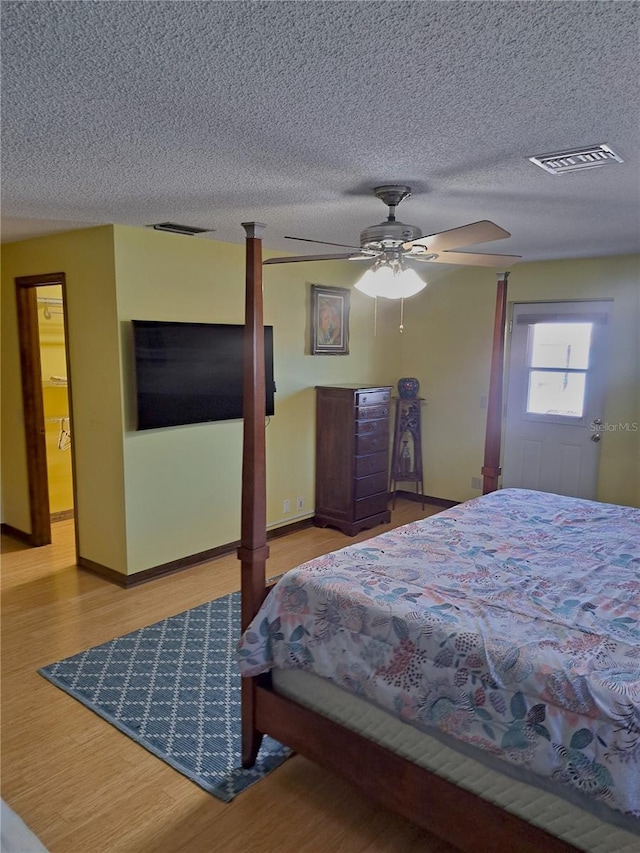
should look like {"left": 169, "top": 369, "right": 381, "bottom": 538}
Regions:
{"left": 264, "top": 185, "right": 521, "bottom": 271}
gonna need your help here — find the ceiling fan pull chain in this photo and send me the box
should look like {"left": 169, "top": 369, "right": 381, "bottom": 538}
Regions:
{"left": 399, "top": 297, "right": 405, "bottom": 334}
{"left": 373, "top": 295, "right": 378, "bottom": 337}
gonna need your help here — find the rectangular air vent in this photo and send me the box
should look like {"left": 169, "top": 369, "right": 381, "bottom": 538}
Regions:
{"left": 150, "top": 222, "right": 213, "bottom": 236}
{"left": 529, "top": 144, "right": 623, "bottom": 175}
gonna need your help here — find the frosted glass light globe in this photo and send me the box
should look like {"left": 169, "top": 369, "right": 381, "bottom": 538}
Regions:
{"left": 354, "top": 265, "right": 426, "bottom": 300}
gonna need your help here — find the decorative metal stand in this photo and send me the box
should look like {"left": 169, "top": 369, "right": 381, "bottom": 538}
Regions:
{"left": 389, "top": 397, "right": 424, "bottom": 508}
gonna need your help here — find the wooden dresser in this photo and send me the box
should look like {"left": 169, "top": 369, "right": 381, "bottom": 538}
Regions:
{"left": 314, "top": 385, "right": 392, "bottom": 535}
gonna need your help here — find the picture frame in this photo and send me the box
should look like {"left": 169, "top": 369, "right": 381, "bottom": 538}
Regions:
{"left": 310, "top": 284, "right": 350, "bottom": 355}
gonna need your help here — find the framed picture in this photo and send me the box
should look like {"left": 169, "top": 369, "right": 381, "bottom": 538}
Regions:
{"left": 311, "top": 284, "right": 350, "bottom": 355}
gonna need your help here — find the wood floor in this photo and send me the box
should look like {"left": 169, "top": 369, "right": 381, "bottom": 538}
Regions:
{"left": 1, "top": 500, "right": 458, "bottom": 853}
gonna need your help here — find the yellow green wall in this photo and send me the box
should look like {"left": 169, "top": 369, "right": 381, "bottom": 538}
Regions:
{"left": 397, "top": 254, "right": 640, "bottom": 507}
{"left": 113, "top": 225, "right": 395, "bottom": 573}
{"left": 3, "top": 226, "right": 636, "bottom": 581}
{"left": 1, "top": 226, "right": 127, "bottom": 570}
{"left": 3, "top": 224, "right": 391, "bottom": 575}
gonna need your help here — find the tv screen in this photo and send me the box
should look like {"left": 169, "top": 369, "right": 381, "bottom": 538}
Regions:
{"left": 132, "top": 320, "right": 275, "bottom": 430}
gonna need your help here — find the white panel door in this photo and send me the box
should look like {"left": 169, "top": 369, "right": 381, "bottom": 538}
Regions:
{"left": 502, "top": 301, "right": 611, "bottom": 499}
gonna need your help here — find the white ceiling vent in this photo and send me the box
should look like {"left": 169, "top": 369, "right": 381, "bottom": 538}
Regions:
{"left": 149, "top": 222, "right": 213, "bottom": 236}
{"left": 529, "top": 144, "right": 623, "bottom": 175}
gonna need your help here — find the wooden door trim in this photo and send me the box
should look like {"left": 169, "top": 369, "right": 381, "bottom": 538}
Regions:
{"left": 15, "top": 272, "right": 68, "bottom": 547}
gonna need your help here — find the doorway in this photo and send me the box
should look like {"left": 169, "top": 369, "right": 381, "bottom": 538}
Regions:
{"left": 15, "top": 273, "right": 77, "bottom": 548}
{"left": 37, "top": 286, "right": 73, "bottom": 522}
{"left": 502, "top": 300, "right": 612, "bottom": 500}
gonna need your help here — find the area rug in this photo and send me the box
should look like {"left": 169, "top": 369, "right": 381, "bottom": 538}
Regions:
{"left": 38, "top": 591, "right": 291, "bottom": 802}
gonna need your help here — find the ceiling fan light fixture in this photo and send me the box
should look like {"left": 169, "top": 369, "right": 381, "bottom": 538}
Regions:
{"left": 355, "top": 264, "right": 427, "bottom": 300}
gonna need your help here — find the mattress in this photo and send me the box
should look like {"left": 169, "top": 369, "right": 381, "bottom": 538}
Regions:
{"left": 238, "top": 489, "right": 640, "bottom": 833}
{"left": 273, "top": 668, "right": 640, "bottom": 853}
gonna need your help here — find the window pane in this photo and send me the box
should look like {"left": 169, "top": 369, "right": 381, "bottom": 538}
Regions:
{"left": 527, "top": 370, "right": 587, "bottom": 417}
{"left": 530, "top": 323, "right": 592, "bottom": 369}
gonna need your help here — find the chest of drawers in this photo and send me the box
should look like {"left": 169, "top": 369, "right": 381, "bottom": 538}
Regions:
{"left": 314, "top": 385, "right": 391, "bottom": 535}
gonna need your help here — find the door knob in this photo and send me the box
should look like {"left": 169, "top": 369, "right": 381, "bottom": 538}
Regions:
{"left": 590, "top": 418, "right": 603, "bottom": 442}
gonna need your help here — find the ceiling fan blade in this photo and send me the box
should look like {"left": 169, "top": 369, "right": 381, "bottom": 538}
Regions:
{"left": 285, "top": 235, "right": 361, "bottom": 249}
{"left": 430, "top": 251, "right": 521, "bottom": 267}
{"left": 264, "top": 252, "right": 360, "bottom": 265}
{"left": 405, "top": 220, "right": 511, "bottom": 253}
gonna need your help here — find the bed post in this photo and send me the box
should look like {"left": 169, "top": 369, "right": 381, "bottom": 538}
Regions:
{"left": 482, "top": 271, "right": 509, "bottom": 495}
{"left": 238, "top": 221, "right": 269, "bottom": 766}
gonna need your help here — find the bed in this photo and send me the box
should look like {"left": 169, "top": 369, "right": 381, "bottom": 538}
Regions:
{"left": 235, "top": 223, "right": 640, "bottom": 853}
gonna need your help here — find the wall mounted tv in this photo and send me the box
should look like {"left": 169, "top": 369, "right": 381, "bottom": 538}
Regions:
{"left": 132, "top": 320, "right": 275, "bottom": 430}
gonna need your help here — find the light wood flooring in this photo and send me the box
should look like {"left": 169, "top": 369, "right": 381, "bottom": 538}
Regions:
{"left": 1, "top": 500, "right": 458, "bottom": 853}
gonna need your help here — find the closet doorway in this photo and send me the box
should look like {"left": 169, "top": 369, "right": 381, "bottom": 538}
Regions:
{"left": 15, "top": 272, "right": 77, "bottom": 548}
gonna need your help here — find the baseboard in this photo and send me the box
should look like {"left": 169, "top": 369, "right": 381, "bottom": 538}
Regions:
{"left": 51, "top": 509, "right": 74, "bottom": 523}
{"left": 77, "top": 557, "right": 130, "bottom": 587}
{"left": 266, "top": 516, "right": 315, "bottom": 540}
{"left": 80, "top": 499, "right": 457, "bottom": 589}
{"left": 74, "top": 499, "right": 458, "bottom": 588}
{"left": 0, "top": 523, "right": 34, "bottom": 545}
{"left": 395, "top": 490, "right": 458, "bottom": 509}
{"left": 6, "top": 501, "right": 448, "bottom": 585}
{"left": 79, "top": 516, "right": 315, "bottom": 588}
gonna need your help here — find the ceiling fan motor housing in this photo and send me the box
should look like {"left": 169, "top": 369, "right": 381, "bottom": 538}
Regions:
{"left": 360, "top": 219, "right": 422, "bottom": 251}
{"left": 360, "top": 184, "right": 422, "bottom": 251}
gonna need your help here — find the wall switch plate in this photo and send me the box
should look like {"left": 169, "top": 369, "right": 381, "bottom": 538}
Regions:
{"left": 296, "top": 497, "right": 304, "bottom": 510}
{"left": 283, "top": 499, "right": 290, "bottom": 513}
{"left": 471, "top": 477, "right": 482, "bottom": 490}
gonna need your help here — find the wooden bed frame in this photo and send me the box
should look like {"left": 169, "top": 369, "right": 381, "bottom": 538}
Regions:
{"left": 237, "top": 223, "right": 579, "bottom": 853}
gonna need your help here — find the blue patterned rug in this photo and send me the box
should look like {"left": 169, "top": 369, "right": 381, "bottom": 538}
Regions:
{"left": 38, "top": 591, "right": 291, "bottom": 802}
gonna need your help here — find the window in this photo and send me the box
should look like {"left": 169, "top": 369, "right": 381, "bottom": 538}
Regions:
{"left": 525, "top": 323, "right": 593, "bottom": 418}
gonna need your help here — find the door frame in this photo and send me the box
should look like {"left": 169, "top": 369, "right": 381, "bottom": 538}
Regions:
{"left": 15, "top": 272, "right": 77, "bottom": 548}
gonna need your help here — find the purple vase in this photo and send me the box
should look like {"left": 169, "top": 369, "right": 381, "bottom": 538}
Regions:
{"left": 397, "top": 377, "right": 419, "bottom": 399}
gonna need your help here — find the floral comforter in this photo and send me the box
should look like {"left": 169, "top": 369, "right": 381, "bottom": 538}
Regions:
{"left": 237, "top": 488, "right": 640, "bottom": 820}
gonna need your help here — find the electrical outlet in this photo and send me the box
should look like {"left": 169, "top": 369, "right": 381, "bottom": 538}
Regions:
{"left": 296, "top": 497, "right": 304, "bottom": 510}
{"left": 283, "top": 499, "right": 290, "bottom": 513}
{"left": 471, "top": 477, "right": 482, "bottom": 490}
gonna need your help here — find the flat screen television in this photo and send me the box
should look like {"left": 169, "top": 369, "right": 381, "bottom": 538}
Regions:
{"left": 132, "top": 320, "right": 275, "bottom": 430}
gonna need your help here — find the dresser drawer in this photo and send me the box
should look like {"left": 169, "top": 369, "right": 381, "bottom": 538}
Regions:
{"left": 355, "top": 451, "right": 388, "bottom": 478}
{"left": 356, "top": 417, "right": 387, "bottom": 435}
{"left": 354, "top": 470, "right": 388, "bottom": 499}
{"left": 357, "top": 403, "right": 390, "bottom": 421}
{"left": 356, "top": 405, "right": 389, "bottom": 421}
{"left": 355, "top": 431, "right": 389, "bottom": 455}
{"left": 354, "top": 492, "right": 389, "bottom": 520}
{"left": 356, "top": 390, "right": 390, "bottom": 407}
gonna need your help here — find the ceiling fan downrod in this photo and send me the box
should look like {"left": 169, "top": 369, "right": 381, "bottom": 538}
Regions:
{"left": 374, "top": 184, "right": 412, "bottom": 222}
{"left": 360, "top": 186, "right": 422, "bottom": 250}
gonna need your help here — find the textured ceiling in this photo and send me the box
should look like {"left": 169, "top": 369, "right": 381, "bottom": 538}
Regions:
{"left": 1, "top": 1, "right": 639, "bottom": 263}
